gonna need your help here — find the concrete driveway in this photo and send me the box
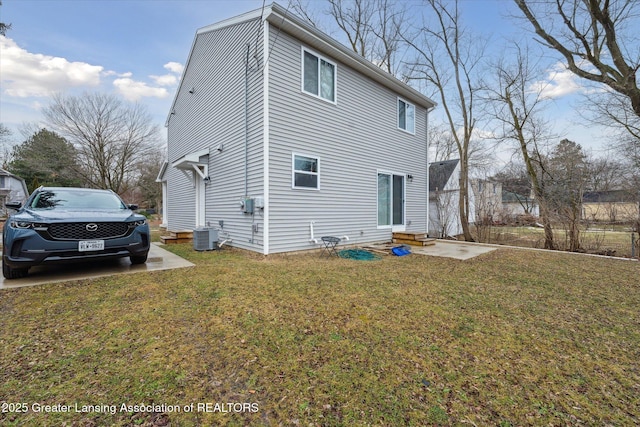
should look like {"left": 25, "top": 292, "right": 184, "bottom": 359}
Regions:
{"left": 0, "top": 243, "right": 194, "bottom": 290}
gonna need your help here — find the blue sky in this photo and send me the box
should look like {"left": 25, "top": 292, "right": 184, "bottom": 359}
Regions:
{"left": 0, "top": 0, "right": 610, "bottom": 157}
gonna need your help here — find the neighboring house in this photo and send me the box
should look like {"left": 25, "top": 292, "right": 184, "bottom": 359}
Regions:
{"left": 500, "top": 190, "right": 539, "bottom": 221}
{"left": 162, "top": 3, "right": 436, "bottom": 254}
{"left": 428, "top": 159, "right": 474, "bottom": 237}
{"left": 0, "top": 168, "right": 29, "bottom": 217}
{"left": 472, "top": 178, "right": 539, "bottom": 224}
{"left": 471, "top": 178, "right": 502, "bottom": 224}
{"left": 582, "top": 190, "right": 639, "bottom": 223}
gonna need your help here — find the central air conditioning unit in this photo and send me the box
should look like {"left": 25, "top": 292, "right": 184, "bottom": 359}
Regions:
{"left": 193, "top": 227, "right": 219, "bottom": 251}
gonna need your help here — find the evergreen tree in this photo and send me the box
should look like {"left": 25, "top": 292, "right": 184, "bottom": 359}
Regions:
{"left": 7, "top": 128, "right": 82, "bottom": 193}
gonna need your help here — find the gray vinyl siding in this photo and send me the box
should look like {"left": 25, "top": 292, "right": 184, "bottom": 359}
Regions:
{"left": 166, "top": 18, "right": 265, "bottom": 251}
{"left": 266, "top": 28, "right": 428, "bottom": 253}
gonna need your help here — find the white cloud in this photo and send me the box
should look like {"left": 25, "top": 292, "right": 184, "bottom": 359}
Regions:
{"left": 151, "top": 74, "right": 179, "bottom": 86}
{"left": 164, "top": 62, "right": 184, "bottom": 74}
{"left": 147, "top": 61, "right": 183, "bottom": 87}
{"left": 0, "top": 36, "right": 103, "bottom": 97}
{"left": 113, "top": 77, "right": 169, "bottom": 101}
{"left": 530, "top": 62, "right": 584, "bottom": 99}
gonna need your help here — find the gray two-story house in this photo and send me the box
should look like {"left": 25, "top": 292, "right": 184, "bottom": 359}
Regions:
{"left": 160, "top": 2, "right": 436, "bottom": 254}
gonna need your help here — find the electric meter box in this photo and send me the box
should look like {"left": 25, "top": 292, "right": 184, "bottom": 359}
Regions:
{"left": 243, "top": 198, "right": 254, "bottom": 214}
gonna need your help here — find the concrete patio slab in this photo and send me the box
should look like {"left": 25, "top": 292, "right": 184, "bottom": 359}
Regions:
{"left": 364, "top": 239, "right": 497, "bottom": 260}
{"left": 409, "top": 240, "right": 497, "bottom": 260}
{"left": 0, "top": 243, "right": 194, "bottom": 290}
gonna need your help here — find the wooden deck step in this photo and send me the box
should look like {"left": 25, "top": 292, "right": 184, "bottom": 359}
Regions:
{"left": 160, "top": 230, "right": 193, "bottom": 244}
{"left": 392, "top": 237, "right": 436, "bottom": 246}
{"left": 170, "top": 230, "right": 193, "bottom": 239}
{"left": 393, "top": 232, "right": 428, "bottom": 240}
{"left": 392, "top": 232, "right": 436, "bottom": 246}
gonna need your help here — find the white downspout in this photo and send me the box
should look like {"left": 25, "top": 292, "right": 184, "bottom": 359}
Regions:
{"left": 426, "top": 105, "right": 436, "bottom": 237}
{"left": 309, "top": 221, "right": 318, "bottom": 244}
{"left": 309, "top": 221, "right": 349, "bottom": 244}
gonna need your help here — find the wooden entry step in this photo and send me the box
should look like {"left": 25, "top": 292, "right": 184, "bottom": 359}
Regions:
{"left": 392, "top": 232, "right": 436, "bottom": 247}
{"left": 160, "top": 230, "right": 193, "bottom": 245}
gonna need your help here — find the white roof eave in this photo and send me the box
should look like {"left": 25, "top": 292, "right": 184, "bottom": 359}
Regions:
{"left": 266, "top": 3, "right": 436, "bottom": 110}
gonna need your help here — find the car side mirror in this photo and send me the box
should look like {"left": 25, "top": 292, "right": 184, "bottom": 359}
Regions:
{"left": 5, "top": 201, "right": 22, "bottom": 210}
{"left": 127, "top": 204, "right": 139, "bottom": 211}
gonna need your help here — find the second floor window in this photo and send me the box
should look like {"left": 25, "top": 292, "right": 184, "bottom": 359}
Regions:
{"left": 302, "top": 49, "right": 336, "bottom": 103}
{"left": 398, "top": 98, "right": 415, "bottom": 134}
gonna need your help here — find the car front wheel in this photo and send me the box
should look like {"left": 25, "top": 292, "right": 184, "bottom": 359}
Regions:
{"left": 2, "top": 258, "right": 29, "bottom": 280}
{"left": 130, "top": 254, "right": 148, "bottom": 265}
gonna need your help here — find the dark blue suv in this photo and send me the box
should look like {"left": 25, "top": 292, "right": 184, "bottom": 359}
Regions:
{"left": 2, "top": 187, "right": 150, "bottom": 279}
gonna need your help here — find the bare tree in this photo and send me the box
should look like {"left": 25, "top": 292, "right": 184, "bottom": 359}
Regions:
{"left": 429, "top": 122, "right": 458, "bottom": 162}
{"left": 293, "top": 0, "right": 410, "bottom": 77}
{"left": 290, "top": 0, "right": 323, "bottom": 29}
{"left": 486, "top": 44, "right": 558, "bottom": 249}
{"left": 329, "top": 0, "right": 375, "bottom": 58}
{"left": 580, "top": 90, "right": 640, "bottom": 141}
{"left": 367, "top": 0, "right": 409, "bottom": 75}
{"left": 135, "top": 149, "right": 166, "bottom": 211}
{"left": 0, "top": 123, "right": 13, "bottom": 167}
{"left": 404, "top": 0, "right": 488, "bottom": 241}
{"left": 432, "top": 188, "right": 458, "bottom": 238}
{"left": 514, "top": 0, "right": 640, "bottom": 118}
{"left": 42, "top": 92, "right": 161, "bottom": 194}
{"left": 587, "top": 155, "right": 626, "bottom": 192}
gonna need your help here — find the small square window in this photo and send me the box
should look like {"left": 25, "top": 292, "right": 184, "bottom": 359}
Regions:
{"left": 292, "top": 154, "right": 320, "bottom": 190}
{"left": 398, "top": 98, "right": 415, "bottom": 134}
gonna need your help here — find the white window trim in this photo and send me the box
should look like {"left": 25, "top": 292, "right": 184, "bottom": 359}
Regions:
{"left": 397, "top": 97, "right": 415, "bottom": 135}
{"left": 301, "top": 47, "right": 337, "bottom": 104}
{"left": 292, "top": 152, "right": 321, "bottom": 190}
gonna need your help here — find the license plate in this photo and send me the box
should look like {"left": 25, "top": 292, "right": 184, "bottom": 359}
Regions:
{"left": 79, "top": 240, "right": 104, "bottom": 252}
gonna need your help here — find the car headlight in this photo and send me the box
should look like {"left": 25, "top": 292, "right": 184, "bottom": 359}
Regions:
{"left": 129, "top": 219, "right": 147, "bottom": 227}
{"left": 11, "top": 221, "right": 35, "bottom": 229}
{"left": 10, "top": 221, "right": 48, "bottom": 230}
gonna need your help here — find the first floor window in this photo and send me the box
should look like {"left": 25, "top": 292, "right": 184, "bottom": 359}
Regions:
{"left": 293, "top": 154, "right": 319, "bottom": 189}
{"left": 398, "top": 98, "right": 415, "bottom": 134}
{"left": 303, "top": 49, "right": 336, "bottom": 103}
{"left": 378, "top": 173, "right": 404, "bottom": 227}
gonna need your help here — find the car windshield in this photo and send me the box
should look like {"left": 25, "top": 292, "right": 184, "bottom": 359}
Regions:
{"left": 29, "top": 190, "right": 127, "bottom": 210}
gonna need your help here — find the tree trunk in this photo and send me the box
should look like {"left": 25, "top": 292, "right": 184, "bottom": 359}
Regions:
{"left": 520, "top": 147, "right": 555, "bottom": 250}
{"left": 458, "top": 156, "right": 475, "bottom": 241}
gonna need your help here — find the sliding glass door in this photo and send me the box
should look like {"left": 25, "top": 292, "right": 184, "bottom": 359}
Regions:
{"left": 378, "top": 172, "right": 405, "bottom": 231}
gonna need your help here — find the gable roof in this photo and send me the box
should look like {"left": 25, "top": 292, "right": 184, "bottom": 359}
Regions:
{"left": 166, "top": 2, "right": 436, "bottom": 125}
{"left": 0, "top": 168, "right": 26, "bottom": 184}
{"left": 429, "top": 159, "right": 459, "bottom": 192}
{"left": 0, "top": 168, "right": 29, "bottom": 199}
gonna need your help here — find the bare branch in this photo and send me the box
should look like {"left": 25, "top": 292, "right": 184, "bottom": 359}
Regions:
{"left": 42, "top": 92, "right": 161, "bottom": 194}
{"left": 514, "top": 0, "right": 640, "bottom": 116}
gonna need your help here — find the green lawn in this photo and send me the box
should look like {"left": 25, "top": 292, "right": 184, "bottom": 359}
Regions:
{"left": 1, "top": 245, "right": 639, "bottom": 426}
